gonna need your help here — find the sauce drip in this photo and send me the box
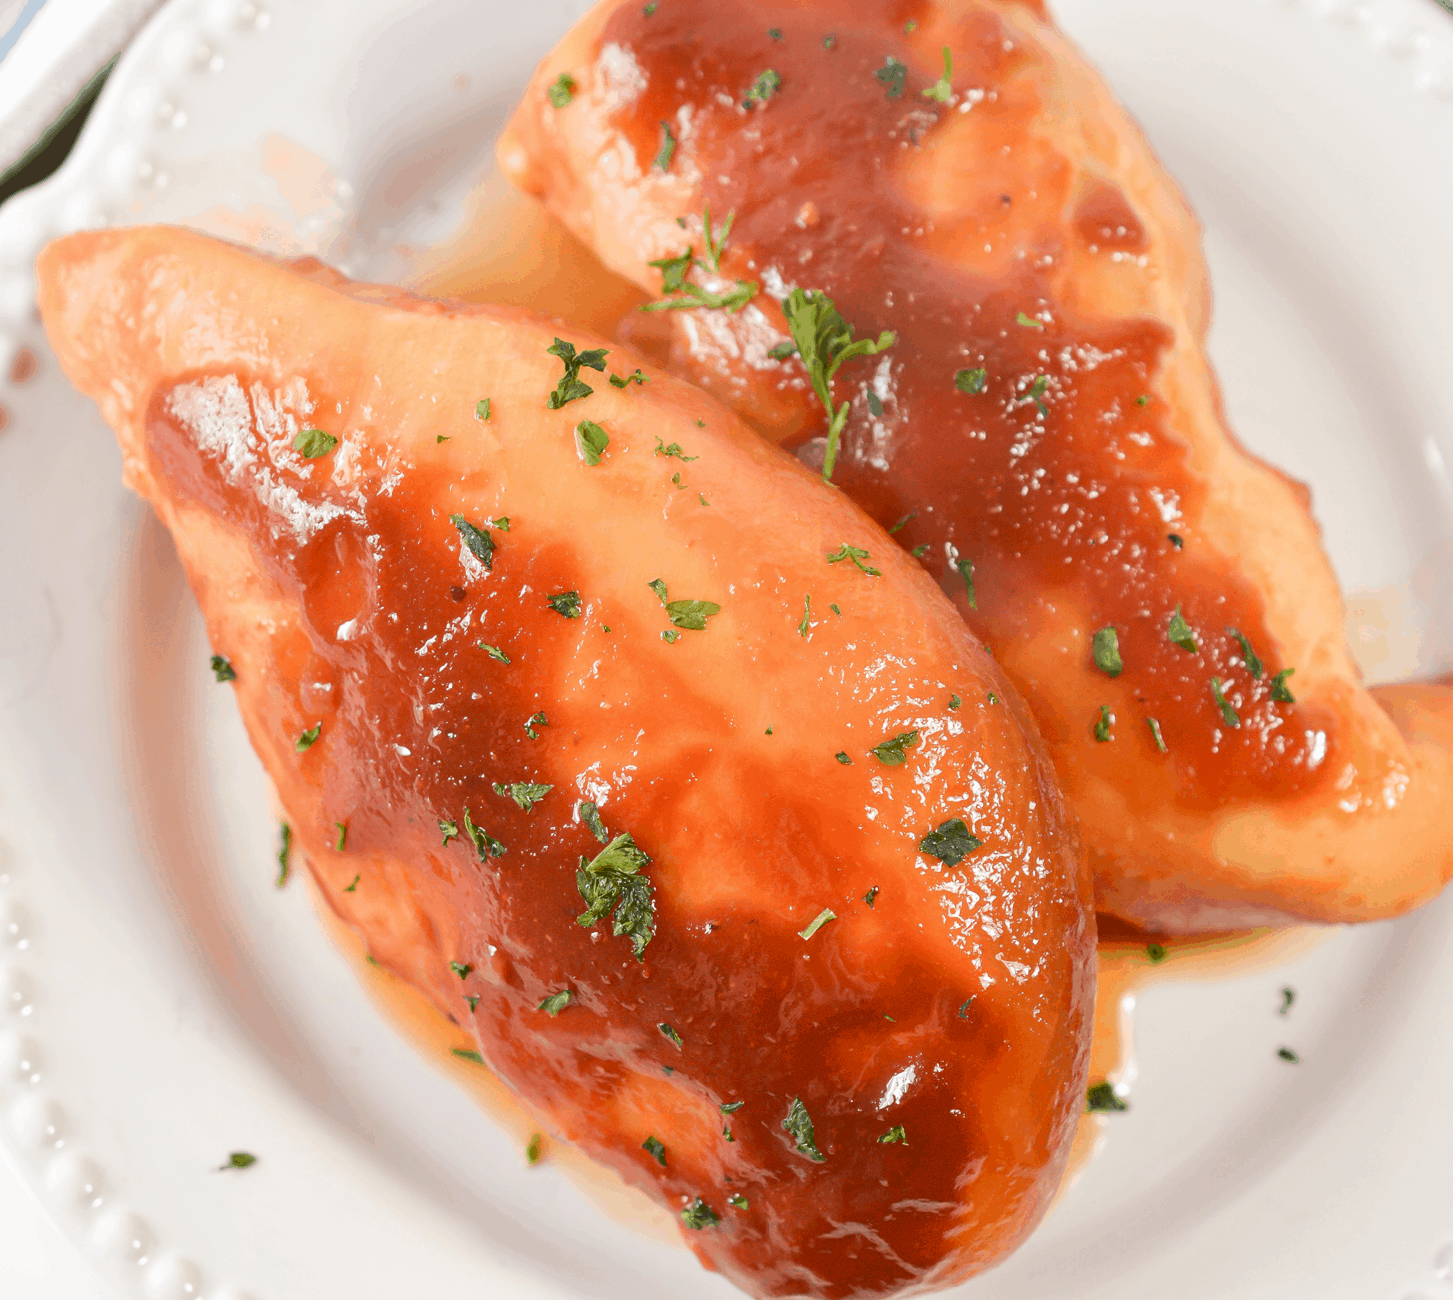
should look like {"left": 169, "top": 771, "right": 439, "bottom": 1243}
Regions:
{"left": 595, "top": 1, "right": 1336, "bottom": 811}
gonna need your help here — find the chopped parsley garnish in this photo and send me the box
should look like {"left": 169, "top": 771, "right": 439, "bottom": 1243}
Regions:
{"left": 822, "top": 33, "right": 836, "bottom": 49}
{"left": 864, "top": 886, "right": 878, "bottom": 907}
{"left": 643, "top": 0, "right": 656, "bottom": 12}
{"left": 219, "top": 1152, "right": 257, "bottom": 1171}
{"left": 867, "top": 390, "right": 884, "bottom": 417}
{"left": 826, "top": 543, "right": 881, "bottom": 576}
{"left": 661, "top": 630, "right": 679, "bottom": 644}
{"left": 525, "top": 711, "right": 548, "bottom": 739}
{"left": 1085, "top": 1082, "right": 1127, "bottom": 1112}
{"left": 655, "top": 121, "right": 676, "bottom": 171}
{"left": 1147, "top": 717, "right": 1168, "bottom": 752}
{"left": 918, "top": 817, "right": 982, "bottom": 866}
{"left": 1271, "top": 668, "right": 1296, "bottom": 703}
{"left": 1167, "top": 604, "right": 1198, "bottom": 653}
{"left": 292, "top": 427, "right": 337, "bottom": 458}
{"left": 954, "top": 557, "right": 976, "bottom": 607}
{"left": 276, "top": 822, "right": 291, "bottom": 886}
{"left": 671, "top": 472, "right": 687, "bottom": 490}
{"left": 681, "top": 1198, "right": 720, "bottom": 1229}
{"left": 1277, "top": 1047, "right": 1299, "bottom": 1063}
{"left": 436, "top": 435, "right": 450, "bottom": 444}
{"left": 575, "top": 419, "right": 609, "bottom": 465}
{"left": 1138, "top": 394, "right": 1151, "bottom": 407}
{"left": 538, "top": 989, "right": 572, "bottom": 1016}
{"left": 921, "top": 46, "right": 953, "bottom": 102}
{"left": 450, "top": 514, "right": 495, "bottom": 569}
{"left": 768, "top": 339, "right": 798, "bottom": 360}
{"left": 1094, "top": 706, "right": 1113, "bottom": 742}
{"left": 335, "top": 823, "right": 348, "bottom": 852}
{"left": 451, "top": 1047, "right": 484, "bottom": 1063}
{"left": 986, "top": 691, "right": 998, "bottom": 704}
{"left": 1022, "top": 374, "right": 1049, "bottom": 418}
{"left": 609, "top": 369, "right": 648, "bottom": 387}
{"left": 955, "top": 367, "right": 987, "bottom": 394}
{"left": 781, "top": 1096, "right": 825, "bottom": 1162}
{"left": 547, "top": 591, "right": 582, "bottom": 618}
{"left": 666, "top": 599, "right": 722, "bottom": 630}
{"left": 798, "top": 908, "right": 836, "bottom": 940}
{"left": 1017, "top": 311, "right": 1045, "bottom": 329}
{"left": 743, "top": 68, "right": 781, "bottom": 108}
{"left": 642, "top": 1135, "right": 667, "bottom": 1166}
{"left": 877, "top": 1125, "right": 907, "bottom": 1144}
{"left": 576, "top": 832, "right": 656, "bottom": 960}
{"left": 1147, "top": 943, "right": 1167, "bottom": 963}
{"left": 1229, "top": 629, "right": 1263, "bottom": 678}
{"left": 728, "top": 1193, "right": 748, "bottom": 1209}
{"left": 1168, "top": 533, "right": 1183, "bottom": 549}
{"left": 721, "top": 1101, "right": 744, "bottom": 1113}
{"left": 547, "top": 73, "right": 576, "bottom": 108}
{"left": 480, "top": 643, "right": 510, "bottom": 663}
{"left": 648, "top": 578, "right": 669, "bottom": 604}
{"left": 450, "top": 962, "right": 472, "bottom": 980}
{"left": 644, "top": 208, "right": 758, "bottom": 313}
{"left": 888, "top": 511, "right": 917, "bottom": 534}
{"left": 476, "top": 398, "right": 491, "bottom": 421}
{"left": 835, "top": 751, "right": 852, "bottom": 764}
{"left": 526, "top": 1133, "right": 542, "bottom": 1164}
{"left": 210, "top": 654, "right": 236, "bottom": 682}
{"left": 658, "top": 1021, "right": 683, "bottom": 1047}
{"left": 1210, "top": 677, "right": 1241, "bottom": 728}
{"left": 488, "top": 516, "right": 511, "bottom": 531}
{"left": 948, "top": 694, "right": 961, "bottom": 710}
{"left": 579, "top": 800, "right": 610, "bottom": 844}
{"left": 768, "top": 26, "right": 781, "bottom": 39}
{"left": 653, "top": 436, "right": 697, "bottom": 461}
{"left": 296, "top": 723, "right": 321, "bottom": 752}
{"left": 870, "top": 729, "right": 919, "bottom": 766}
{"left": 829, "top": 603, "right": 841, "bottom": 616}
{"left": 798, "top": 595, "right": 811, "bottom": 637}
{"left": 698, "top": 493, "right": 709, "bottom": 506}
{"left": 957, "top": 997, "right": 974, "bottom": 1018}
{"left": 1280, "top": 987, "right": 1296, "bottom": 1015}
{"left": 875, "top": 56, "right": 906, "bottom": 99}
{"left": 1092, "top": 626, "right": 1123, "bottom": 677}
{"left": 493, "top": 781, "right": 553, "bottom": 812}
{"left": 465, "top": 995, "right": 479, "bottom": 1012}
{"left": 782, "top": 288, "right": 895, "bottom": 480}
{"left": 439, "top": 820, "right": 459, "bottom": 846}
{"left": 546, "top": 337, "right": 608, "bottom": 410}
{"left": 463, "top": 806, "right": 505, "bottom": 859}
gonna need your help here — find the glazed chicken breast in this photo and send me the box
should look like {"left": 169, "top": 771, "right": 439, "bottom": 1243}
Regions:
{"left": 498, "top": 0, "right": 1453, "bottom": 932}
{"left": 38, "top": 226, "right": 1094, "bottom": 1299}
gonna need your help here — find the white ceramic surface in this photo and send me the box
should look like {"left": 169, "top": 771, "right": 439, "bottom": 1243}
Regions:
{"left": 1, "top": 1, "right": 1452, "bottom": 1298}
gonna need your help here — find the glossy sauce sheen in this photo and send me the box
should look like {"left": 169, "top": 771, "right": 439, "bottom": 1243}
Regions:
{"left": 38, "top": 228, "right": 1093, "bottom": 1299}
{"left": 592, "top": 1, "right": 1332, "bottom": 810}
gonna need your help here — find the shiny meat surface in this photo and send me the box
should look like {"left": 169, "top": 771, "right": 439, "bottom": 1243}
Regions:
{"left": 38, "top": 226, "right": 1094, "bottom": 1299}
{"left": 498, "top": 0, "right": 1453, "bottom": 931}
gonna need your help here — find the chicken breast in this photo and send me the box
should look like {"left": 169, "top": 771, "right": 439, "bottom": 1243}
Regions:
{"left": 498, "top": 0, "right": 1453, "bottom": 932}
{"left": 38, "top": 225, "right": 1093, "bottom": 1299}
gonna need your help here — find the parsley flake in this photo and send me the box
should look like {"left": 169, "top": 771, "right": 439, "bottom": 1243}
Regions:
{"left": 1210, "top": 676, "right": 1241, "bottom": 728}
{"left": 782, "top": 289, "right": 895, "bottom": 480}
{"left": 743, "top": 68, "right": 781, "bottom": 108}
{"left": 888, "top": 510, "right": 917, "bottom": 534}
{"left": 1016, "top": 311, "right": 1045, "bottom": 329}
{"left": 1147, "top": 943, "right": 1167, "bottom": 963}
{"left": 296, "top": 723, "right": 321, "bottom": 752}
{"left": 275, "top": 822, "right": 291, "bottom": 887}
{"left": 1092, "top": 626, "right": 1123, "bottom": 677}
{"left": 1147, "top": 717, "right": 1168, "bottom": 752}
{"left": 661, "top": 630, "right": 679, "bottom": 643}
{"left": 864, "top": 886, "right": 878, "bottom": 907}
{"left": 1280, "top": 987, "right": 1296, "bottom": 1015}
{"left": 870, "top": 729, "right": 919, "bottom": 766}
{"left": 576, "top": 832, "right": 656, "bottom": 960}
{"left": 768, "top": 339, "right": 798, "bottom": 360}
{"left": 877, "top": 1125, "right": 907, "bottom": 1144}
{"left": 210, "top": 654, "right": 236, "bottom": 682}
{"left": 439, "top": 820, "right": 459, "bottom": 846}
{"left": 538, "top": 989, "right": 572, "bottom": 1016}
{"left": 547, "top": 591, "right": 582, "bottom": 618}
{"left": 452, "top": 1047, "right": 483, "bottom": 1063}
{"left": 1094, "top": 705, "right": 1113, "bottom": 742}
{"left": 1271, "top": 668, "right": 1296, "bottom": 703}
{"left": 835, "top": 751, "right": 852, "bottom": 764}
{"left": 1085, "top": 1082, "right": 1127, "bottom": 1113}
{"left": 681, "top": 1198, "right": 720, "bottom": 1229}
{"left": 476, "top": 398, "right": 491, "bottom": 421}
{"left": 781, "top": 1096, "right": 825, "bottom": 1162}
{"left": 954, "top": 557, "right": 977, "bottom": 607}
{"left": 451, "top": 514, "right": 496, "bottom": 569}
{"left": 1168, "top": 532, "right": 1183, "bottom": 549}
{"left": 1278, "top": 1047, "right": 1299, "bottom": 1064}
{"left": 219, "top": 1152, "right": 257, "bottom": 1171}
{"left": 875, "top": 56, "right": 906, "bottom": 99}
{"left": 493, "top": 781, "right": 553, "bottom": 812}
{"left": 450, "top": 961, "right": 472, "bottom": 980}
{"left": 798, "top": 595, "right": 811, "bottom": 637}
{"left": 1167, "top": 604, "right": 1198, "bottom": 653}
{"left": 921, "top": 46, "right": 953, "bottom": 103}
{"left": 609, "top": 369, "right": 649, "bottom": 388}
{"left": 721, "top": 1101, "right": 744, "bottom": 1113}
{"left": 293, "top": 427, "right": 337, "bottom": 458}
{"left": 955, "top": 367, "right": 987, "bottom": 394}
{"left": 547, "top": 74, "right": 576, "bottom": 108}
{"left": 526, "top": 1133, "right": 542, "bottom": 1164}
{"left": 463, "top": 806, "right": 506, "bottom": 859}
{"left": 948, "top": 694, "right": 961, "bottom": 710}
{"left": 658, "top": 1021, "right": 683, "bottom": 1047}
{"left": 826, "top": 543, "right": 881, "bottom": 576}
{"left": 653, "top": 437, "right": 697, "bottom": 461}
{"left": 642, "top": 1135, "right": 666, "bottom": 1166}
{"left": 918, "top": 817, "right": 982, "bottom": 865}
{"left": 525, "top": 711, "right": 548, "bottom": 739}
{"left": 465, "top": 995, "right": 479, "bottom": 1012}
{"left": 480, "top": 643, "right": 510, "bottom": 663}
{"left": 1229, "top": 629, "right": 1264, "bottom": 679}
{"left": 798, "top": 907, "right": 836, "bottom": 940}
{"left": 546, "top": 338, "right": 608, "bottom": 410}
{"left": 728, "top": 1193, "right": 748, "bottom": 1209}
{"left": 654, "top": 121, "right": 676, "bottom": 171}
{"left": 575, "top": 419, "right": 609, "bottom": 465}
{"left": 578, "top": 800, "right": 610, "bottom": 844}
{"left": 666, "top": 599, "right": 722, "bottom": 630}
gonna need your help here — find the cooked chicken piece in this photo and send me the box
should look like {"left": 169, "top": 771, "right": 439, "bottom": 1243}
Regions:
{"left": 39, "top": 226, "right": 1093, "bottom": 1300}
{"left": 498, "top": 0, "right": 1453, "bottom": 933}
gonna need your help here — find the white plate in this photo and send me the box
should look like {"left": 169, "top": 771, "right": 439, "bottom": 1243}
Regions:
{"left": 2, "top": 1, "right": 1453, "bottom": 1297}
